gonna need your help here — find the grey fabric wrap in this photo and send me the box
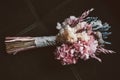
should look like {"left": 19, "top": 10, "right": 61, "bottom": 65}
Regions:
{"left": 34, "top": 36, "right": 56, "bottom": 47}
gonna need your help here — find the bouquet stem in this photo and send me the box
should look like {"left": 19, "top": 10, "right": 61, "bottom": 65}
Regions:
{"left": 5, "top": 36, "right": 56, "bottom": 54}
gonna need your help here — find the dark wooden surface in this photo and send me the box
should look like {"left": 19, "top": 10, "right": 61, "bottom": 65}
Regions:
{"left": 0, "top": 0, "right": 120, "bottom": 80}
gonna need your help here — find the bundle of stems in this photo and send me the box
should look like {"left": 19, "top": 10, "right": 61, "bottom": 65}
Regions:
{"left": 5, "top": 36, "right": 56, "bottom": 54}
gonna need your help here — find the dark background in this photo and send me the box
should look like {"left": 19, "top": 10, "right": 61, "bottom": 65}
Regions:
{"left": 0, "top": 0, "right": 120, "bottom": 80}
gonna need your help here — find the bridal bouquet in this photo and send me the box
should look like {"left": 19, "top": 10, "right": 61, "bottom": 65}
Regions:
{"left": 5, "top": 8, "right": 115, "bottom": 65}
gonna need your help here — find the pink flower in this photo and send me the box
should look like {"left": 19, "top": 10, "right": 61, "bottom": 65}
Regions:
{"left": 55, "top": 35, "right": 99, "bottom": 65}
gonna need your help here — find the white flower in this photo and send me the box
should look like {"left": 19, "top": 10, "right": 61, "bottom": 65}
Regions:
{"left": 56, "top": 22, "right": 62, "bottom": 30}
{"left": 76, "top": 31, "right": 90, "bottom": 42}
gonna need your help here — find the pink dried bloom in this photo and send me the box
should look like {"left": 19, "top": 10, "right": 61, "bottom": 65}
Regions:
{"left": 55, "top": 35, "right": 99, "bottom": 65}
{"left": 55, "top": 44, "right": 79, "bottom": 65}
{"left": 96, "top": 46, "right": 115, "bottom": 54}
{"left": 63, "top": 16, "right": 78, "bottom": 26}
{"left": 62, "top": 8, "right": 94, "bottom": 27}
